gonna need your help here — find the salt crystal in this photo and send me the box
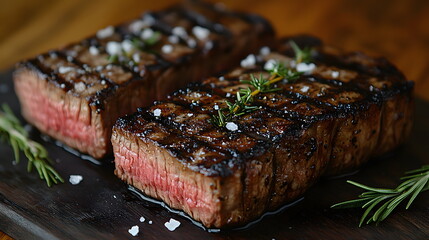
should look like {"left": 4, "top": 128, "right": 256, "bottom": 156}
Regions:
{"left": 148, "top": 221, "right": 153, "bottom": 224}
{"left": 260, "top": 46, "right": 270, "bottom": 56}
{"left": 187, "top": 38, "right": 197, "bottom": 48}
{"left": 219, "top": 76, "right": 225, "bottom": 81}
{"left": 101, "top": 80, "right": 106, "bottom": 85}
{"left": 369, "top": 85, "right": 374, "bottom": 91}
{"left": 204, "top": 41, "right": 214, "bottom": 51}
{"left": 296, "top": 62, "right": 316, "bottom": 74}
{"left": 74, "top": 82, "right": 86, "bottom": 92}
{"left": 128, "top": 225, "right": 139, "bottom": 236}
{"left": 214, "top": 105, "right": 219, "bottom": 110}
{"left": 225, "top": 122, "right": 238, "bottom": 131}
{"left": 153, "top": 108, "right": 162, "bottom": 117}
{"left": 331, "top": 71, "right": 339, "bottom": 78}
{"left": 129, "top": 20, "right": 145, "bottom": 33}
{"left": 264, "top": 59, "right": 277, "bottom": 71}
{"left": 58, "top": 66, "right": 74, "bottom": 74}
{"left": 141, "top": 28, "right": 154, "bottom": 40}
{"left": 106, "top": 41, "right": 122, "bottom": 56}
{"left": 301, "top": 86, "right": 310, "bottom": 93}
{"left": 89, "top": 46, "right": 99, "bottom": 56}
{"left": 121, "top": 40, "right": 134, "bottom": 54}
{"left": 192, "top": 26, "right": 210, "bottom": 40}
{"left": 164, "top": 218, "right": 181, "bottom": 231}
{"left": 172, "top": 26, "right": 187, "bottom": 38}
{"left": 132, "top": 53, "right": 140, "bottom": 63}
{"left": 140, "top": 217, "right": 145, "bottom": 222}
{"left": 225, "top": 92, "right": 231, "bottom": 97}
{"left": 60, "top": 83, "right": 66, "bottom": 89}
{"left": 69, "top": 175, "right": 83, "bottom": 185}
{"left": 96, "top": 26, "right": 114, "bottom": 39}
{"left": 240, "top": 54, "right": 256, "bottom": 68}
{"left": 162, "top": 44, "right": 174, "bottom": 54}
{"left": 187, "top": 113, "right": 194, "bottom": 117}
{"left": 168, "top": 35, "right": 179, "bottom": 44}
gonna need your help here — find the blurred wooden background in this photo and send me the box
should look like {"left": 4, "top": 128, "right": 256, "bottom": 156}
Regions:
{"left": 0, "top": 0, "right": 428, "bottom": 238}
{"left": 1, "top": 0, "right": 429, "bottom": 101}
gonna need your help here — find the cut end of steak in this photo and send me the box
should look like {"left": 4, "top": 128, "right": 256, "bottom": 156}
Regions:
{"left": 13, "top": 1, "right": 275, "bottom": 159}
{"left": 113, "top": 36, "right": 414, "bottom": 228}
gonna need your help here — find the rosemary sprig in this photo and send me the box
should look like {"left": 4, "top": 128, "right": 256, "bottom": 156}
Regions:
{"left": 211, "top": 62, "right": 301, "bottom": 127}
{"left": 289, "top": 40, "right": 312, "bottom": 64}
{"left": 0, "top": 104, "right": 63, "bottom": 187}
{"left": 331, "top": 165, "right": 429, "bottom": 226}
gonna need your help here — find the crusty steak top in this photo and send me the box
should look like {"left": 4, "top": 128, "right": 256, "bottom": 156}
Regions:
{"left": 115, "top": 36, "right": 413, "bottom": 177}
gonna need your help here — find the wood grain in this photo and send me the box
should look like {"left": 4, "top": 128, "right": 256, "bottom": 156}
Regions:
{"left": 1, "top": 0, "right": 428, "bottom": 239}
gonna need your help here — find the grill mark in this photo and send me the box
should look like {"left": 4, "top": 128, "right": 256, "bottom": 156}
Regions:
{"left": 27, "top": 56, "right": 73, "bottom": 91}
{"left": 178, "top": 7, "right": 231, "bottom": 36}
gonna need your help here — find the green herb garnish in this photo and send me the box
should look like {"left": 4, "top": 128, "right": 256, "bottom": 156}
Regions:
{"left": 211, "top": 62, "right": 301, "bottom": 127}
{"left": 0, "top": 104, "right": 63, "bottom": 187}
{"left": 289, "top": 40, "right": 313, "bottom": 64}
{"left": 331, "top": 165, "right": 429, "bottom": 226}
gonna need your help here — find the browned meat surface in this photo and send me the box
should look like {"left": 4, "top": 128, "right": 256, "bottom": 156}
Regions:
{"left": 13, "top": 1, "right": 274, "bottom": 159}
{"left": 112, "top": 36, "right": 414, "bottom": 228}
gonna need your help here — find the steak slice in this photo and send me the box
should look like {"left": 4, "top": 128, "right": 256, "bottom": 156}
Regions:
{"left": 112, "top": 36, "right": 414, "bottom": 228}
{"left": 13, "top": 1, "right": 274, "bottom": 159}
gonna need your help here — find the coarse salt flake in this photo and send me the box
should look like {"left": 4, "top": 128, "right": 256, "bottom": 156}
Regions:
{"left": 58, "top": 66, "right": 74, "bottom": 74}
{"left": 219, "top": 76, "right": 225, "bottom": 81}
{"left": 106, "top": 41, "right": 122, "bottom": 56}
{"left": 187, "top": 38, "right": 197, "bottom": 48}
{"left": 296, "top": 62, "right": 316, "bottom": 74}
{"left": 74, "top": 82, "right": 86, "bottom": 92}
{"left": 331, "top": 71, "right": 339, "bottom": 78}
{"left": 192, "top": 26, "right": 210, "bottom": 40}
{"left": 148, "top": 221, "right": 153, "bottom": 224}
{"left": 164, "top": 218, "right": 181, "bottom": 231}
{"left": 168, "top": 35, "right": 179, "bottom": 44}
{"left": 240, "top": 54, "right": 256, "bottom": 68}
{"left": 172, "top": 26, "right": 187, "bottom": 38}
{"left": 69, "top": 175, "right": 83, "bottom": 185}
{"left": 139, "top": 217, "right": 145, "bottom": 222}
{"left": 141, "top": 28, "right": 154, "bottom": 40}
{"left": 153, "top": 108, "right": 162, "bottom": 117}
{"left": 260, "top": 46, "right": 270, "bottom": 56}
{"left": 204, "top": 41, "right": 213, "bottom": 51}
{"left": 132, "top": 53, "right": 140, "bottom": 63}
{"left": 89, "top": 46, "right": 99, "bottom": 56}
{"left": 121, "top": 40, "right": 134, "bottom": 54}
{"left": 96, "top": 26, "right": 114, "bottom": 39}
{"left": 264, "top": 59, "right": 277, "bottom": 71}
{"left": 214, "top": 105, "right": 219, "bottom": 110}
{"left": 129, "top": 20, "right": 145, "bottom": 33}
{"left": 225, "top": 122, "right": 238, "bottom": 131}
{"left": 187, "top": 113, "right": 194, "bottom": 117}
{"left": 128, "top": 225, "right": 139, "bottom": 236}
{"left": 162, "top": 44, "right": 174, "bottom": 54}
{"left": 300, "top": 86, "right": 310, "bottom": 93}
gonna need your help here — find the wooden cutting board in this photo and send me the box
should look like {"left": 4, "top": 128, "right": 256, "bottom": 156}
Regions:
{"left": 0, "top": 70, "right": 428, "bottom": 240}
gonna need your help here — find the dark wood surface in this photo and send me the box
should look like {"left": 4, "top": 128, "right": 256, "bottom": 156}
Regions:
{"left": 0, "top": 70, "right": 428, "bottom": 239}
{"left": 1, "top": 0, "right": 429, "bottom": 239}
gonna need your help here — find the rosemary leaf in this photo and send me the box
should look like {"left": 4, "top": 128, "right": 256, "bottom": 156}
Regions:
{"left": 0, "top": 104, "right": 64, "bottom": 187}
{"left": 331, "top": 165, "right": 429, "bottom": 226}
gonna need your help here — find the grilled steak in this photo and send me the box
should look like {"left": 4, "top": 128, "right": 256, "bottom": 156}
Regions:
{"left": 112, "top": 36, "right": 414, "bottom": 228}
{"left": 13, "top": 1, "right": 274, "bottom": 158}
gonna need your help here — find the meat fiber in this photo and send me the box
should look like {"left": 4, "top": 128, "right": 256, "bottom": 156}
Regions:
{"left": 112, "top": 36, "right": 414, "bottom": 228}
{"left": 13, "top": 1, "right": 274, "bottom": 158}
